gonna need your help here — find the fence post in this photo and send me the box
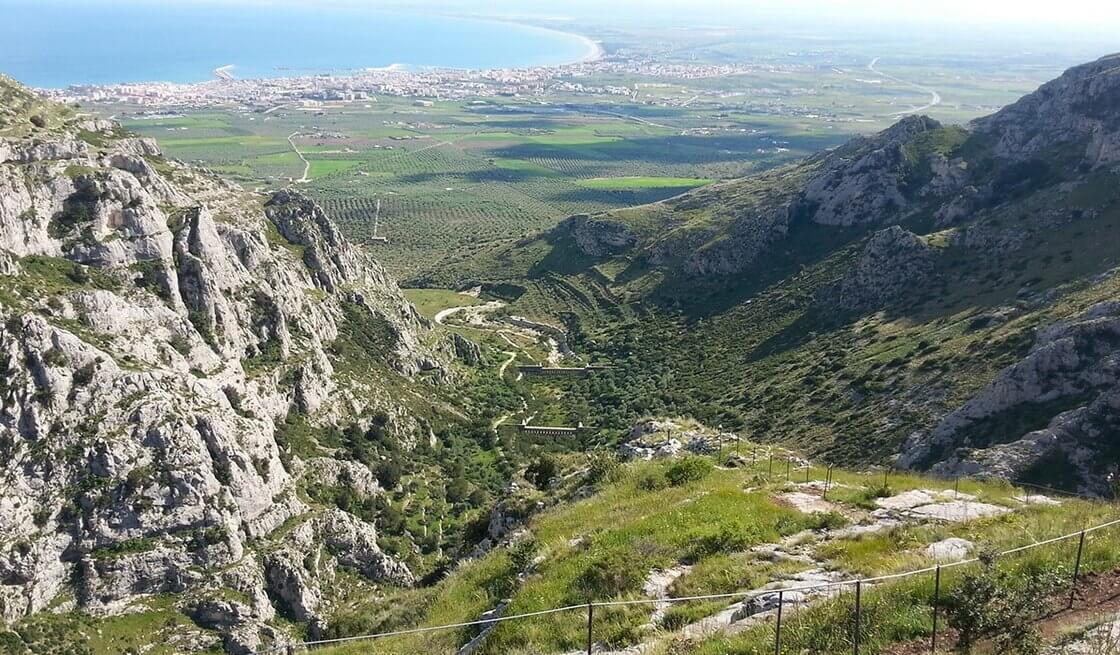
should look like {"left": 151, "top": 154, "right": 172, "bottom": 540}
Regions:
{"left": 769, "top": 453, "right": 774, "bottom": 478}
{"left": 775, "top": 590, "right": 784, "bottom": 655}
{"left": 785, "top": 457, "right": 791, "bottom": 481}
{"left": 805, "top": 462, "right": 811, "bottom": 483}
{"left": 824, "top": 465, "right": 834, "bottom": 500}
{"left": 586, "top": 601, "right": 594, "bottom": 655}
{"left": 1069, "top": 530, "right": 1086, "bottom": 609}
{"left": 931, "top": 565, "right": 941, "bottom": 653}
{"left": 853, "top": 580, "right": 862, "bottom": 655}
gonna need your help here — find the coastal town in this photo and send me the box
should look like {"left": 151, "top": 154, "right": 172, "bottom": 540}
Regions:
{"left": 39, "top": 50, "right": 785, "bottom": 110}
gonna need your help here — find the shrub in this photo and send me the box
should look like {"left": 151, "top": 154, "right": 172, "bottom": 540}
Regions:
{"left": 66, "top": 264, "right": 89, "bottom": 284}
{"left": 525, "top": 455, "right": 559, "bottom": 490}
{"left": 666, "top": 456, "right": 713, "bottom": 486}
{"left": 689, "top": 527, "right": 750, "bottom": 559}
{"left": 71, "top": 362, "right": 96, "bottom": 387}
{"left": 578, "top": 549, "right": 643, "bottom": 598}
{"left": 636, "top": 469, "right": 668, "bottom": 491}
{"left": 376, "top": 461, "right": 402, "bottom": 490}
{"left": 41, "top": 347, "right": 67, "bottom": 368}
{"left": 806, "top": 511, "right": 850, "bottom": 531}
{"left": 586, "top": 451, "right": 621, "bottom": 485}
{"left": 509, "top": 538, "right": 538, "bottom": 572}
{"left": 29, "top": 114, "right": 47, "bottom": 128}
{"left": 946, "top": 554, "right": 1064, "bottom": 654}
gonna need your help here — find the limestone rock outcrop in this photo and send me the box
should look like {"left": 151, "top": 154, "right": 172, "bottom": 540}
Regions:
{"left": 899, "top": 301, "right": 1120, "bottom": 493}
{"left": 971, "top": 53, "right": 1120, "bottom": 166}
{"left": 0, "top": 78, "right": 450, "bottom": 650}
{"left": 819, "top": 226, "right": 936, "bottom": 312}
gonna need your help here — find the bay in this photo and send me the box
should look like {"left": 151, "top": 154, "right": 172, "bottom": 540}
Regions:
{"left": 0, "top": 0, "right": 597, "bottom": 87}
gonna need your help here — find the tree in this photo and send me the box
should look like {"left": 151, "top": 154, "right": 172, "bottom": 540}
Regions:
{"left": 376, "top": 461, "right": 402, "bottom": 490}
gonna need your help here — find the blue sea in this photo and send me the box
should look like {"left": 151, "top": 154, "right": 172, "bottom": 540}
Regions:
{"left": 0, "top": 1, "right": 595, "bottom": 88}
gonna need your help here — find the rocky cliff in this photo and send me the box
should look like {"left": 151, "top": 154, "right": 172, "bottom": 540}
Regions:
{"left": 0, "top": 76, "right": 454, "bottom": 652}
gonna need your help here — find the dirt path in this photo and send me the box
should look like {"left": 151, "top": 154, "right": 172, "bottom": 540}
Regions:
{"left": 868, "top": 57, "right": 942, "bottom": 116}
{"left": 287, "top": 132, "right": 311, "bottom": 183}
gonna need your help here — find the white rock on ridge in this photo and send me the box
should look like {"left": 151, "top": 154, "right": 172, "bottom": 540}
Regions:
{"left": 925, "top": 537, "right": 973, "bottom": 562}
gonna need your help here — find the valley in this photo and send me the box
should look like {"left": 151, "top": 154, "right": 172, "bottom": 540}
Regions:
{"left": 1, "top": 8, "right": 1119, "bottom": 655}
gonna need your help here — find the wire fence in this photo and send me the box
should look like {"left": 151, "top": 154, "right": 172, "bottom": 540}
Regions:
{"left": 251, "top": 452, "right": 1120, "bottom": 655}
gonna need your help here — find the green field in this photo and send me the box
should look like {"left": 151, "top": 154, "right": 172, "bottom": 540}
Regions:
{"left": 402, "top": 287, "right": 481, "bottom": 320}
{"left": 104, "top": 31, "right": 1064, "bottom": 281}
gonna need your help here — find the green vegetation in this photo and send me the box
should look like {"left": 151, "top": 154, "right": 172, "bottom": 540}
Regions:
{"left": 402, "top": 288, "right": 481, "bottom": 320}
{"left": 578, "top": 176, "right": 714, "bottom": 190}
{"left": 2, "top": 595, "right": 198, "bottom": 655}
{"left": 306, "top": 452, "right": 1119, "bottom": 655}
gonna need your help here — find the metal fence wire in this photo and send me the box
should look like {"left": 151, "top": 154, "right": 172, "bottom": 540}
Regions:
{"left": 251, "top": 445, "right": 1117, "bottom": 655}
{"left": 253, "top": 516, "right": 1120, "bottom": 655}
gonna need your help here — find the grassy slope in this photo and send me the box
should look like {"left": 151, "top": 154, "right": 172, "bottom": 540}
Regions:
{"left": 310, "top": 453, "right": 1120, "bottom": 655}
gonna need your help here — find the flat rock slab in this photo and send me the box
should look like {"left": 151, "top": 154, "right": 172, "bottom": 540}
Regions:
{"left": 926, "top": 537, "right": 974, "bottom": 562}
{"left": 829, "top": 519, "right": 904, "bottom": 539}
{"left": 908, "top": 501, "right": 1010, "bottom": 522}
{"left": 799, "top": 480, "right": 853, "bottom": 492}
{"left": 1013, "top": 494, "right": 1062, "bottom": 506}
{"left": 876, "top": 489, "right": 937, "bottom": 510}
{"left": 643, "top": 565, "right": 692, "bottom": 598}
{"left": 779, "top": 491, "right": 841, "bottom": 514}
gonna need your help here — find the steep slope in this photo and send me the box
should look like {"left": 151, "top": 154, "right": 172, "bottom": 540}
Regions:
{"left": 0, "top": 75, "right": 465, "bottom": 653}
{"left": 419, "top": 54, "right": 1120, "bottom": 494}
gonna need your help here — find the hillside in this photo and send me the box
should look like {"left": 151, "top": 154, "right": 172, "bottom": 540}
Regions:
{"left": 415, "top": 53, "right": 1120, "bottom": 494}
{"left": 2, "top": 51, "right": 1120, "bottom": 655}
{"left": 308, "top": 447, "right": 1119, "bottom": 655}
{"left": 0, "top": 74, "right": 527, "bottom": 653}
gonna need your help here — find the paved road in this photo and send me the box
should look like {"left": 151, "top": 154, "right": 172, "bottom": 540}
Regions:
{"left": 868, "top": 57, "right": 942, "bottom": 116}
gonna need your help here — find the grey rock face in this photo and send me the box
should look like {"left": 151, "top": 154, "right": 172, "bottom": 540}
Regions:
{"left": 971, "top": 53, "right": 1120, "bottom": 166}
{"left": 565, "top": 214, "right": 638, "bottom": 257}
{"left": 0, "top": 89, "right": 440, "bottom": 649}
{"left": 899, "top": 301, "right": 1120, "bottom": 493}
{"left": 452, "top": 332, "right": 483, "bottom": 365}
{"left": 819, "top": 226, "right": 936, "bottom": 312}
{"left": 802, "top": 116, "right": 941, "bottom": 227}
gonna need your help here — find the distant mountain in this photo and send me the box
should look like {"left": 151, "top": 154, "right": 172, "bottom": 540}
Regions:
{"left": 425, "top": 53, "right": 1120, "bottom": 494}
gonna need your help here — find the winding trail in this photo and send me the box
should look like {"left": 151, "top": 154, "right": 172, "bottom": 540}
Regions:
{"left": 434, "top": 296, "right": 573, "bottom": 428}
{"left": 868, "top": 57, "right": 942, "bottom": 116}
{"left": 287, "top": 132, "right": 311, "bottom": 183}
{"left": 497, "top": 350, "right": 517, "bottom": 379}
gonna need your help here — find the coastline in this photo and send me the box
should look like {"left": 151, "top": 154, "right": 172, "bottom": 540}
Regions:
{"left": 499, "top": 20, "right": 602, "bottom": 65}
{"left": 198, "top": 20, "right": 599, "bottom": 84}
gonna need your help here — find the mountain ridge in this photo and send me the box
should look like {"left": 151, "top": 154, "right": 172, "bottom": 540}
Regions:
{"left": 416, "top": 52, "right": 1120, "bottom": 492}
